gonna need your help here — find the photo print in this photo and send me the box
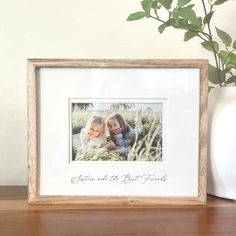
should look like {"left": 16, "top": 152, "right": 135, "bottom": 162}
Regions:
{"left": 71, "top": 100, "right": 164, "bottom": 162}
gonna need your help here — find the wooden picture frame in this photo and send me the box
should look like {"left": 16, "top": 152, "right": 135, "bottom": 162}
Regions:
{"left": 28, "top": 59, "right": 207, "bottom": 205}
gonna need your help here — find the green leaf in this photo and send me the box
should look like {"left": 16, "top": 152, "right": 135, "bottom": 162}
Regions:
{"left": 177, "top": 0, "right": 191, "bottom": 7}
{"left": 229, "top": 53, "right": 236, "bottom": 65}
{"left": 208, "top": 86, "right": 215, "bottom": 92}
{"left": 158, "top": 0, "right": 173, "bottom": 10}
{"left": 214, "top": 0, "right": 230, "bottom": 5}
{"left": 226, "top": 76, "right": 236, "bottom": 84}
{"left": 228, "top": 64, "right": 236, "bottom": 70}
{"left": 201, "top": 41, "right": 219, "bottom": 52}
{"left": 219, "top": 50, "right": 231, "bottom": 64}
{"left": 197, "top": 17, "right": 202, "bottom": 26}
{"left": 169, "top": 18, "right": 177, "bottom": 25}
{"left": 152, "top": 1, "right": 162, "bottom": 10}
{"left": 216, "top": 27, "right": 232, "bottom": 47}
{"left": 172, "top": 17, "right": 188, "bottom": 29}
{"left": 220, "top": 52, "right": 236, "bottom": 68}
{"left": 177, "top": 18, "right": 188, "bottom": 26}
{"left": 177, "top": 6, "right": 201, "bottom": 27}
{"left": 184, "top": 30, "right": 197, "bottom": 41}
{"left": 141, "top": 0, "right": 153, "bottom": 18}
{"left": 203, "top": 11, "right": 214, "bottom": 25}
{"left": 233, "top": 40, "right": 236, "bottom": 49}
{"left": 127, "top": 12, "right": 146, "bottom": 21}
{"left": 185, "top": 4, "right": 195, "bottom": 9}
{"left": 158, "top": 23, "right": 168, "bottom": 33}
{"left": 152, "top": 0, "right": 158, "bottom": 8}
{"left": 208, "top": 64, "right": 225, "bottom": 84}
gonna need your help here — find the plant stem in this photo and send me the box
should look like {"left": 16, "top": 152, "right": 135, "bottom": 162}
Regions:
{"left": 201, "top": 0, "right": 223, "bottom": 86}
{"left": 219, "top": 53, "right": 227, "bottom": 86}
{"left": 150, "top": 15, "right": 209, "bottom": 42}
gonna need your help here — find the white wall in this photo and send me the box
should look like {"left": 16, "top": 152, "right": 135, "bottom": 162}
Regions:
{"left": 0, "top": 0, "right": 235, "bottom": 185}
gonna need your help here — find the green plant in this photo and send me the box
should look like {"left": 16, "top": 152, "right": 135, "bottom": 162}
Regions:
{"left": 127, "top": 0, "right": 236, "bottom": 90}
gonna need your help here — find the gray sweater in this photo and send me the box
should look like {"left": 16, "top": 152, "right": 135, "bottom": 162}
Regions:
{"left": 113, "top": 126, "right": 141, "bottom": 158}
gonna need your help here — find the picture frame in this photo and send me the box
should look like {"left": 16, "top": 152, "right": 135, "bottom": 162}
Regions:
{"left": 28, "top": 59, "right": 208, "bottom": 205}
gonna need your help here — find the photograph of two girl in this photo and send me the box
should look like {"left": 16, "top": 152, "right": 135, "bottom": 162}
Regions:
{"left": 71, "top": 102, "right": 163, "bottom": 161}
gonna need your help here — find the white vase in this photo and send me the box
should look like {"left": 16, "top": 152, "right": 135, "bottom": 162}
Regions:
{"left": 207, "top": 87, "right": 236, "bottom": 200}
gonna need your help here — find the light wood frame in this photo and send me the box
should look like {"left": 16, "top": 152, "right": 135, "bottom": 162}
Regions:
{"left": 28, "top": 59, "right": 208, "bottom": 206}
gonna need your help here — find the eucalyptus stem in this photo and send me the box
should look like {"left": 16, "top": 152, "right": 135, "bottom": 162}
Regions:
{"left": 128, "top": 0, "right": 236, "bottom": 87}
{"left": 201, "top": 0, "right": 223, "bottom": 86}
{"left": 150, "top": 15, "right": 209, "bottom": 42}
{"left": 219, "top": 54, "right": 227, "bottom": 86}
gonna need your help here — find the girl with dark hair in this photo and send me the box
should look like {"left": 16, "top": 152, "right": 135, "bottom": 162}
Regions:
{"left": 106, "top": 112, "right": 142, "bottom": 159}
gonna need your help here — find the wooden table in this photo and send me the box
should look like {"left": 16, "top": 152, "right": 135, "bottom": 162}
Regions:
{"left": 0, "top": 186, "right": 236, "bottom": 236}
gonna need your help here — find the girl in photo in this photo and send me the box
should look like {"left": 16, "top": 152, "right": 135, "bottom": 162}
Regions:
{"left": 106, "top": 112, "right": 143, "bottom": 159}
{"left": 79, "top": 115, "right": 107, "bottom": 151}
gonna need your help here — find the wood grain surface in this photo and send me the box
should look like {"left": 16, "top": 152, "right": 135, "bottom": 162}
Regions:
{"left": 1, "top": 187, "right": 236, "bottom": 236}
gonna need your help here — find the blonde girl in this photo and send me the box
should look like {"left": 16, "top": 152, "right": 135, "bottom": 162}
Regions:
{"left": 80, "top": 115, "right": 107, "bottom": 150}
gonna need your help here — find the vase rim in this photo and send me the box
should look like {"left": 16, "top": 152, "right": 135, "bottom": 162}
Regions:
{"left": 212, "top": 86, "right": 236, "bottom": 90}
{"left": 210, "top": 86, "right": 236, "bottom": 93}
